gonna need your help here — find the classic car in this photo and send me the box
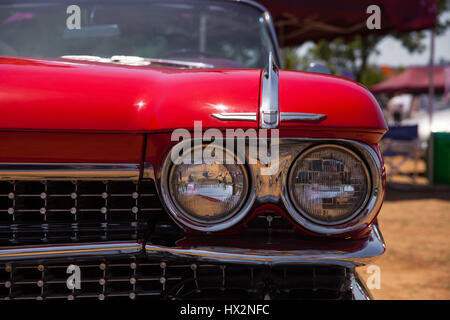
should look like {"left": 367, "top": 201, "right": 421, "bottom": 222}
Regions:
{"left": 0, "top": 0, "right": 387, "bottom": 300}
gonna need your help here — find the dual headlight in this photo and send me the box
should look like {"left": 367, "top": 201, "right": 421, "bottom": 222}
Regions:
{"left": 169, "top": 162, "right": 248, "bottom": 224}
{"left": 288, "top": 145, "right": 369, "bottom": 225}
{"left": 162, "top": 143, "right": 372, "bottom": 233}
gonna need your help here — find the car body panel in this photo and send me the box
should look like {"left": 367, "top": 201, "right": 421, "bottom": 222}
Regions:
{"left": 0, "top": 57, "right": 261, "bottom": 133}
{"left": 0, "top": 0, "right": 389, "bottom": 302}
{"left": 278, "top": 71, "right": 387, "bottom": 141}
{"left": 0, "top": 57, "right": 386, "bottom": 140}
{"left": 0, "top": 132, "right": 144, "bottom": 163}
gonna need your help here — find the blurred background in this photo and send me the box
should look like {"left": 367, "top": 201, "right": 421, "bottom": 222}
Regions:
{"left": 255, "top": 0, "right": 450, "bottom": 299}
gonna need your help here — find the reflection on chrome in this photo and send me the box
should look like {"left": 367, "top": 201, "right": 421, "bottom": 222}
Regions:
{"left": 169, "top": 163, "right": 247, "bottom": 223}
{"left": 179, "top": 183, "right": 238, "bottom": 202}
{"left": 289, "top": 145, "right": 369, "bottom": 225}
{"left": 160, "top": 138, "right": 382, "bottom": 234}
{"left": 302, "top": 184, "right": 356, "bottom": 204}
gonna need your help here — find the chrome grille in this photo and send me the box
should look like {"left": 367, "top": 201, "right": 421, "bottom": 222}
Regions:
{"left": 0, "top": 180, "right": 178, "bottom": 245}
{"left": 0, "top": 257, "right": 352, "bottom": 300}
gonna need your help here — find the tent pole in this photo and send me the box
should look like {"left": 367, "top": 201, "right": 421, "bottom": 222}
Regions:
{"left": 428, "top": 28, "right": 435, "bottom": 132}
{"left": 427, "top": 28, "right": 436, "bottom": 185}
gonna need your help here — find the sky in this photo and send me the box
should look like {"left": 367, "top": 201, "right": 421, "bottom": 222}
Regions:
{"left": 371, "top": 11, "right": 450, "bottom": 66}
{"left": 296, "top": 11, "right": 450, "bottom": 68}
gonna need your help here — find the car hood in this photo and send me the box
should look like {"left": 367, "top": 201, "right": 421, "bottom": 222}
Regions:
{"left": 0, "top": 57, "right": 387, "bottom": 140}
{"left": 0, "top": 57, "right": 261, "bottom": 133}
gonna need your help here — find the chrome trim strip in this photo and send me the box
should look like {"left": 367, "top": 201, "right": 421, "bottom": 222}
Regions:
{"left": 144, "top": 58, "right": 214, "bottom": 69}
{"left": 211, "top": 113, "right": 257, "bottom": 122}
{"left": 0, "top": 241, "right": 142, "bottom": 261}
{"left": 63, "top": 55, "right": 214, "bottom": 69}
{"left": 145, "top": 225, "right": 385, "bottom": 267}
{"left": 280, "top": 112, "right": 327, "bottom": 122}
{"left": 0, "top": 226, "right": 384, "bottom": 268}
{"left": 211, "top": 112, "right": 327, "bottom": 123}
{"left": 260, "top": 52, "right": 279, "bottom": 129}
{"left": 142, "top": 162, "right": 155, "bottom": 180}
{"left": 349, "top": 272, "right": 373, "bottom": 300}
{"left": 0, "top": 163, "right": 140, "bottom": 181}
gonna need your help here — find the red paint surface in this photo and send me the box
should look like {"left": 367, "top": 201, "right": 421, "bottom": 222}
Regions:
{"left": 0, "top": 57, "right": 386, "bottom": 138}
{"left": 0, "top": 57, "right": 260, "bottom": 133}
{"left": 0, "top": 57, "right": 387, "bottom": 238}
{"left": 0, "top": 132, "right": 144, "bottom": 163}
{"left": 278, "top": 70, "right": 387, "bottom": 137}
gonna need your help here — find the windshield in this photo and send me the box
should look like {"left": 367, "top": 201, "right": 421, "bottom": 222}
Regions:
{"left": 0, "top": 0, "right": 277, "bottom": 68}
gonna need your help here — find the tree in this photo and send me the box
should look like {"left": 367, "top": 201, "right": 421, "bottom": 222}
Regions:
{"left": 298, "top": 34, "right": 383, "bottom": 82}
{"left": 288, "top": 0, "right": 450, "bottom": 86}
{"left": 282, "top": 48, "right": 301, "bottom": 70}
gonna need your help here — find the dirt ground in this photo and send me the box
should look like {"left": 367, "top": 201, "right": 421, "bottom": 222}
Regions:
{"left": 357, "top": 159, "right": 450, "bottom": 300}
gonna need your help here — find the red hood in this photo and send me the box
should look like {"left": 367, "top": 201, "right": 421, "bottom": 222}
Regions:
{"left": 0, "top": 57, "right": 387, "bottom": 139}
{"left": 278, "top": 70, "right": 387, "bottom": 138}
{"left": 0, "top": 57, "right": 261, "bottom": 132}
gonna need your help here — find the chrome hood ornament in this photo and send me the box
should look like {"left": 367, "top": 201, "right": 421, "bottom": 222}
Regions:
{"left": 260, "top": 52, "right": 279, "bottom": 129}
{"left": 211, "top": 113, "right": 257, "bottom": 121}
{"left": 210, "top": 53, "right": 326, "bottom": 124}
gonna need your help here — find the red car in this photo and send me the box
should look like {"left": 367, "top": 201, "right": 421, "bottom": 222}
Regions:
{"left": 0, "top": 0, "right": 387, "bottom": 300}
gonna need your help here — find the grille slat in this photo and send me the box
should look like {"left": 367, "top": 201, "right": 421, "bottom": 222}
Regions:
{"left": 0, "top": 257, "right": 352, "bottom": 300}
{"left": 0, "top": 180, "right": 177, "bottom": 245}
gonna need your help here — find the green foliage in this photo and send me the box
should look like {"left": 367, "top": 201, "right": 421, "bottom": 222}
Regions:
{"left": 436, "top": 0, "right": 450, "bottom": 34}
{"left": 282, "top": 48, "right": 301, "bottom": 70}
{"left": 393, "top": 0, "right": 450, "bottom": 52}
{"left": 284, "top": 0, "right": 449, "bottom": 86}
{"left": 393, "top": 32, "right": 427, "bottom": 53}
{"left": 297, "top": 35, "right": 381, "bottom": 83}
{"left": 360, "top": 65, "right": 384, "bottom": 87}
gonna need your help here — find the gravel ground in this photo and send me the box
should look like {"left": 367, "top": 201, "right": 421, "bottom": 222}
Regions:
{"left": 357, "top": 183, "right": 450, "bottom": 300}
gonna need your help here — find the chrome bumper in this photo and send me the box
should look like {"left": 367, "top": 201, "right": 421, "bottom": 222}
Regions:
{"left": 145, "top": 225, "right": 384, "bottom": 267}
{"left": 0, "top": 225, "right": 385, "bottom": 268}
{"left": 0, "top": 241, "right": 141, "bottom": 261}
{"left": 349, "top": 272, "right": 373, "bottom": 300}
{"left": 0, "top": 228, "right": 383, "bottom": 300}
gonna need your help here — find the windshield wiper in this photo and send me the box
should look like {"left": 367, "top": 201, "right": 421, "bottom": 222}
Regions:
{"left": 61, "top": 55, "right": 214, "bottom": 69}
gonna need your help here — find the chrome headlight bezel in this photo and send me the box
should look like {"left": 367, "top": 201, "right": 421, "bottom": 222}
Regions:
{"left": 160, "top": 143, "right": 252, "bottom": 232}
{"left": 158, "top": 138, "right": 383, "bottom": 235}
{"left": 286, "top": 144, "right": 371, "bottom": 226}
{"left": 281, "top": 141, "right": 383, "bottom": 235}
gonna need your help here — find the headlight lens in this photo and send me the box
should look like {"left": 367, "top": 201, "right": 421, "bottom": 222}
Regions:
{"left": 169, "top": 161, "right": 248, "bottom": 224}
{"left": 288, "top": 145, "right": 369, "bottom": 225}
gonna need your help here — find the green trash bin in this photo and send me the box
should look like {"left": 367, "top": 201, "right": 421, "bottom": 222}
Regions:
{"left": 431, "top": 132, "right": 450, "bottom": 185}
